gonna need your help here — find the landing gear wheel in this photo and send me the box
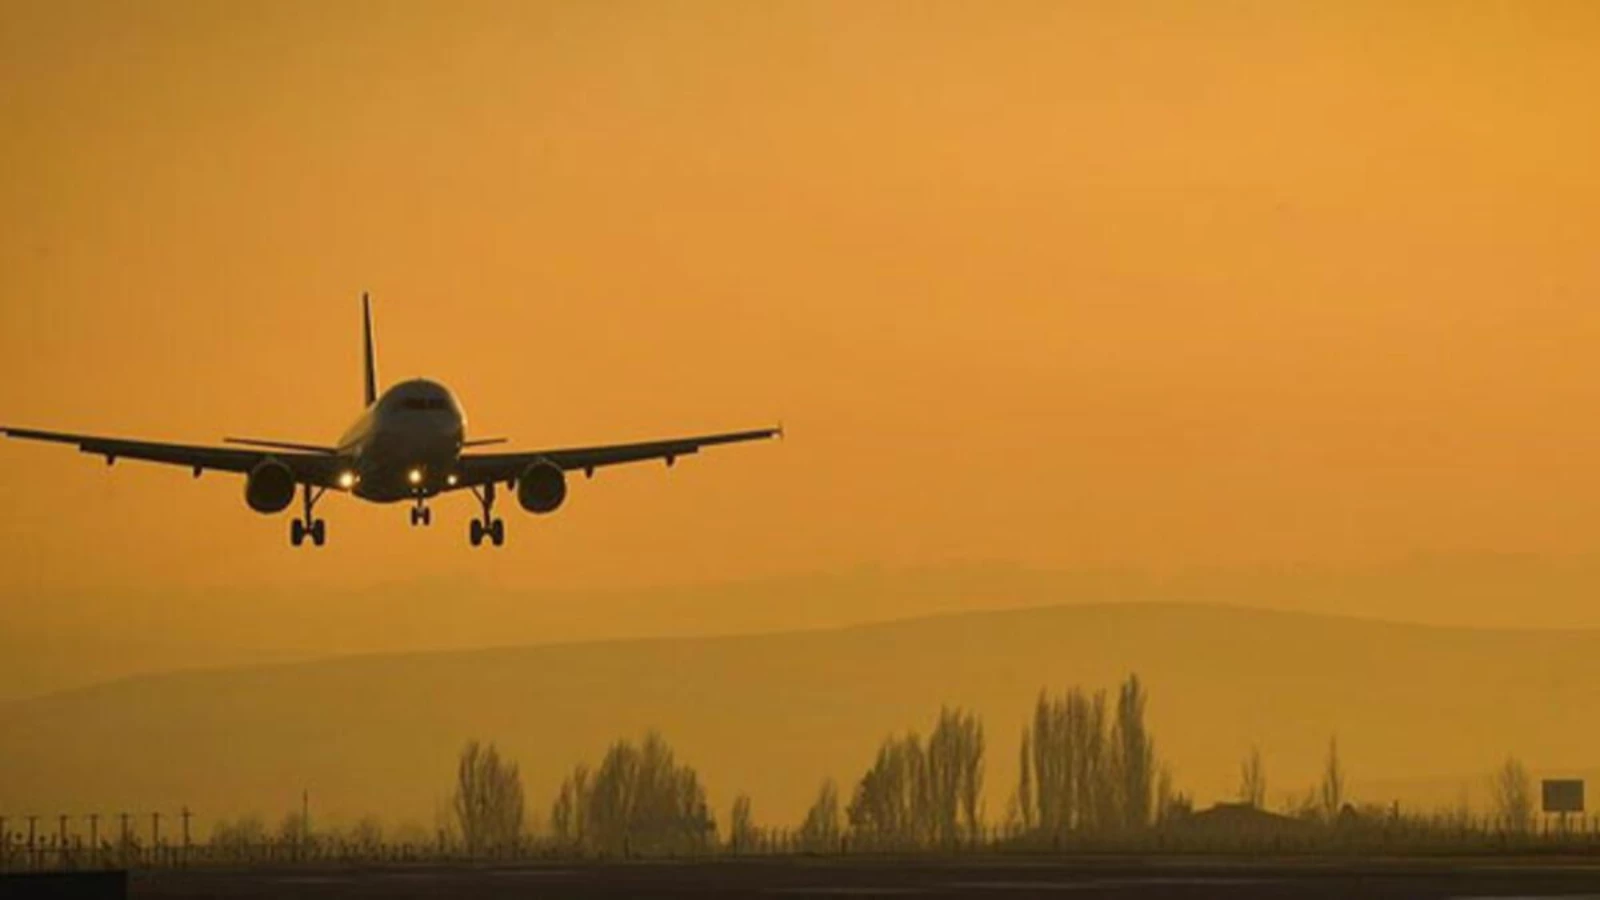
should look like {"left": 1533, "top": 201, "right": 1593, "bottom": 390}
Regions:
{"left": 469, "top": 483, "right": 504, "bottom": 548}
{"left": 422, "top": 507, "right": 432, "bottom": 526}
{"left": 292, "top": 484, "right": 329, "bottom": 548}
{"left": 410, "top": 505, "right": 432, "bottom": 527}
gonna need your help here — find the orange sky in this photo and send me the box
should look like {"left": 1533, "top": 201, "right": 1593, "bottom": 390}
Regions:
{"left": 2, "top": 1, "right": 1599, "bottom": 620}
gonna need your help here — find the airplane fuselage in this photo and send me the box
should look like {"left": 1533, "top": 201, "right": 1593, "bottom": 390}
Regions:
{"left": 338, "top": 378, "right": 466, "bottom": 502}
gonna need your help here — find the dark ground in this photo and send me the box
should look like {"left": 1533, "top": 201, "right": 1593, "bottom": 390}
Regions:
{"left": 104, "top": 856, "right": 1600, "bottom": 898}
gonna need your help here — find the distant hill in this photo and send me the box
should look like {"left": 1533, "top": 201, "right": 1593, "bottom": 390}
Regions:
{"left": 11, "top": 553, "right": 1600, "bottom": 701}
{"left": 2, "top": 602, "right": 1597, "bottom": 834}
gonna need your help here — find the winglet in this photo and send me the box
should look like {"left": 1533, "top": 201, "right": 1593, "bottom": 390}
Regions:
{"left": 362, "top": 291, "right": 378, "bottom": 407}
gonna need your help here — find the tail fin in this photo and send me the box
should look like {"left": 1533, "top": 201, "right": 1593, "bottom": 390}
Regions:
{"left": 362, "top": 291, "right": 378, "bottom": 407}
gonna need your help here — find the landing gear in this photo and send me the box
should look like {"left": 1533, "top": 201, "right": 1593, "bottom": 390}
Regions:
{"left": 409, "top": 502, "right": 432, "bottom": 527}
{"left": 469, "top": 482, "right": 505, "bottom": 547}
{"left": 469, "top": 517, "right": 505, "bottom": 547}
{"left": 290, "top": 484, "right": 327, "bottom": 547}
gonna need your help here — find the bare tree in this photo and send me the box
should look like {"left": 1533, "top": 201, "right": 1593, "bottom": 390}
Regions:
{"left": 1015, "top": 727, "right": 1034, "bottom": 831}
{"left": 1111, "top": 674, "right": 1154, "bottom": 829}
{"left": 549, "top": 731, "right": 715, "bottom": 856}
{"left": 727, "top": 794, "right": 757, "bottom": 853}
{"left": 1020, "top": 678, "right": 1158, "bottom": 837}
{"left": 925, "top": 706, "right": 985, "bottom": 846}
{"left": 1489, "top": 756, "right": 1533, "bottom": 833}
{"left": 1318, "top": 736, "right": 1345, "bottom": 822}
{"left": 1238, "top": 746, "right": 1266, "bottom": 808}
{"left": 452, "top": 739, "right": 525, "bottom": 854}
{"left": 799, "top": 779, "right": 841, "bottom": 852}
{"left": 550, "top": 764, "right": 589, "bottom": 847}
{"left": 1154, "top": 765, "right": 1175, "bottom": 825}
{"left": 847, "top": 733, "right": 925, "bottom": 847}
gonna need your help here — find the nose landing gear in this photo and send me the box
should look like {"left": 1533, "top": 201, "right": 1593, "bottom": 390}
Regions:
{"left": 469, "top": 482, "right": 505, "bottom": 547}
{"left": 290, "top": 484, "right": 327, "bottom": 547}
{"left": 409, "top": 501, "right": 432, "bottom": 527}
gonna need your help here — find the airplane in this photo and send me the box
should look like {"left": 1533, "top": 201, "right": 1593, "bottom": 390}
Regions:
{"left": 0, "top": 294, "right": 779, "bottom": 548}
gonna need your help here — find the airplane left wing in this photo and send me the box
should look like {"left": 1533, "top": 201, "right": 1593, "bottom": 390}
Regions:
{"left": 453, "top": 426, "right": 780, "bottom": 488}
{"left": 0, "top": 427, "right": 345, "bottom": 486}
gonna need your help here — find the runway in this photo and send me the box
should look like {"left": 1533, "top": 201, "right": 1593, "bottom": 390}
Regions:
{"left": 123, "top": 856, "right": 1600, "bottom": 898}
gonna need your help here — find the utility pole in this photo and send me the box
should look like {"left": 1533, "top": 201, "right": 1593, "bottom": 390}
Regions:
{"left": 26, "top": 816, "right": 37, "bottom": 871}
{"left": 58, "top": 815, "right": 67, "bottom": 867}
{"left": 151, "top": 811, "right": 161, "bottom": 866}
{"left": 88, "top": 814, "right": 99, "bottom": 866}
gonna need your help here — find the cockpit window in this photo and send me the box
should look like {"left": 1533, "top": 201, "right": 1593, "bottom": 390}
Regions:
{"left": 401, "top": 397, "right": 449, "bottom": 411}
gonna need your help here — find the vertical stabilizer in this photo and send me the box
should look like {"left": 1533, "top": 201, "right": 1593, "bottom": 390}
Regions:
{"left": 362, "top": 292, "right": 378, "bottom": 407}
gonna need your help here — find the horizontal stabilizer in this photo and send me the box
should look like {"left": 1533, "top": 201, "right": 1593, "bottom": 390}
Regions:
{"left": 223, "top": 437, "right": 338, "bottom": 454}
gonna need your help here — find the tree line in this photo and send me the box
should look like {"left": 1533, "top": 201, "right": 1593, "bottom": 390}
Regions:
{"left": 449, "top": 673, "right": 1162, "bottom": 853}
{"left": 191, "top": 672, "right": 1561, "bottom": 857}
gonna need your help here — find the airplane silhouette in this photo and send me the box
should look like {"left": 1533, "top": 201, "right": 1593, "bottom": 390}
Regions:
{"left": 1, "top": 294, "right": 779, "bottom": 547}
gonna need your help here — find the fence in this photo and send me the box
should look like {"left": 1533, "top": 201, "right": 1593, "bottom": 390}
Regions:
{"left": 4, "top": 810, "right": 1600, "bottom": 873}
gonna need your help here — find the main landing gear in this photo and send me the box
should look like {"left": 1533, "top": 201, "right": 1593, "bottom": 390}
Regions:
{"left": 469, "top": 482, "right": 505, "bottom": 547}
{"left": 290, "top": 484, "right": 327, "bottom": 547}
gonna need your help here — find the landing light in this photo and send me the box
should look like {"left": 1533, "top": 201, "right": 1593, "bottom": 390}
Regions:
{"left": 446, "top": 473, "right": 459, "bottom": 486}
{"left": 337, "top": 471, "right": 356, "bottom": 489}
{"left": 408, "top": 468, "right": 424, "bottom": 485}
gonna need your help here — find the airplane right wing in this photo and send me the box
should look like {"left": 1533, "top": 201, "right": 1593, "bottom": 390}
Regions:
{"left": 0, "top": 426, "right": 346, "bottom": 486}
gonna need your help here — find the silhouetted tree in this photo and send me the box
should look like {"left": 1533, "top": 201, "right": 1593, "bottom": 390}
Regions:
{"left": 548, "top": 731, "right": 715, "bottom": 856}
{"left": 452, "top": 740, "right": 525, "bottom": 854}
{"left": 727, "top": 794, "right": 757, "bottom": 853}
{"left": 847, "top": 733, "right": 926, "bottom": 847}
{"left": 1238, "top": 746, "right": 1266, "bottom": 808}
{"left": 550, "top": 763, "right": 589, "bottom": 847}
{"left": 1015, "top": 727, "right": 1034, "bottom": 831}
{"left": 925, "top": 706, "right": 985, "bottom": 845}
{"left": 1019, "top": 677, "right": 1157, "bottom": 836}
{"left": 1490, "top": 756, "right": 1533, "bottom": 833}
{"left": 1318, "top": 736, "right": 1344, "bottom": 822}
{"left": 1111, "top": 675, "right": 1154, "bottom": 829}
{"left": 1019, "top": 688, "right": 1077, "bottom": 834}
{"left": 799, "top": 779, "right": 841, "bottom": 852}
{"left": 1154, "top": 765, "right": 1177, "bottom": 824}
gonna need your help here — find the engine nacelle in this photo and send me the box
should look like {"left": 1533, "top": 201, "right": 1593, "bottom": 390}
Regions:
{"left": 245, "top": 459, "right": 296, "bottom": 513}
{"left": 517, "top": 460, "right": 566, "bottom": 514}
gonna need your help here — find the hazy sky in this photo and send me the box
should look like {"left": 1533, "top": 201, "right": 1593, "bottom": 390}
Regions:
{"left": 3, "top": 2, "right": 1599, "bottom": 618}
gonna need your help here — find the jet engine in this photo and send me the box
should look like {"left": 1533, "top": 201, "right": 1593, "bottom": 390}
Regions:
{"left": 245, "top": 459, "right": 296, "bottom": 513}
{"left": 517, "top": 460, "right": 566, "bottom": 514}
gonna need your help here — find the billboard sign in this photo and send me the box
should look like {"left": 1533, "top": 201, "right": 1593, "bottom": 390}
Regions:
{"left": 1542, "top": 779, "right": 1584, "bottom": 814}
